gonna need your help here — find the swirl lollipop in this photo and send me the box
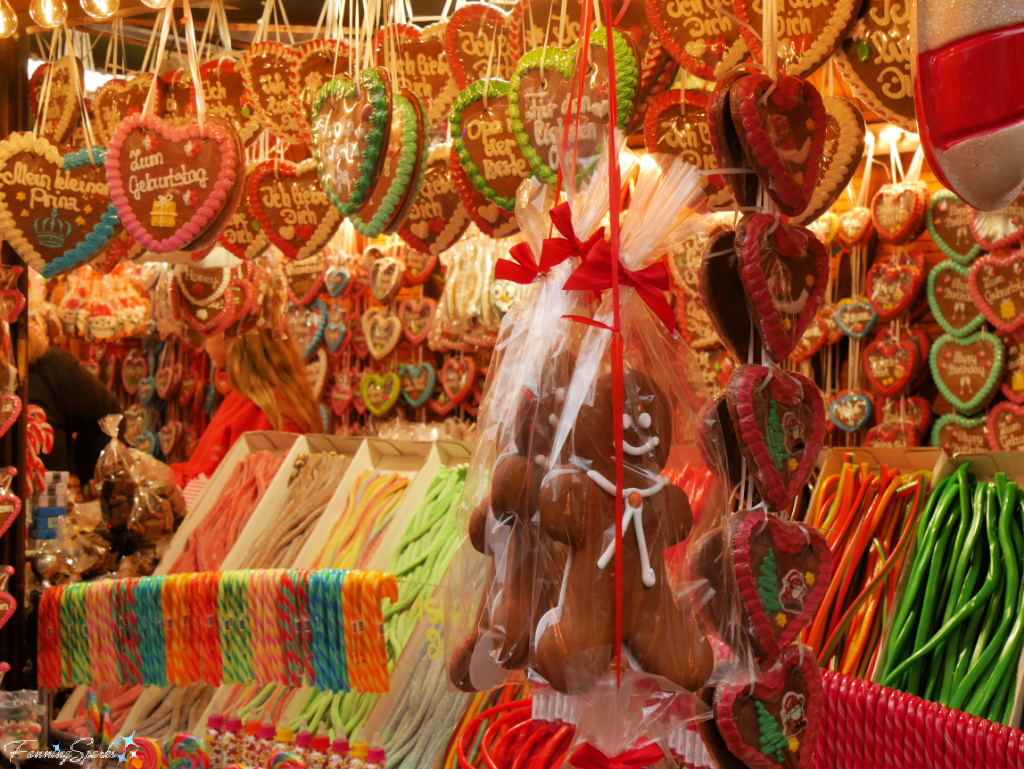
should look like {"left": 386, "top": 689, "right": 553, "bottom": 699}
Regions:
{"left": 164, "top": 734, "right": 210, "bottom": 769}
{"left": 127, "top": 737, "right": 165, "bottom": 769}
{"left": 264, "top": 751, "right": 307, "bottom": 769}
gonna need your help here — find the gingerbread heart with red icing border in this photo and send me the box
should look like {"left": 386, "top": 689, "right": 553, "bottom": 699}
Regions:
{"left": 1001, "top": 331, "right": 1024, "bottom": 403}
{"left": 987, "top": 402, "right": 1024, "bottom": 450}
{"left": 441, "top": 356, "right": 476, "bottom": 404}
{"left": 867, "top": 260, "right": 923, "bottom": 321}
{"left": 870, "top": 181, "right": 930, "bottom": 244}
{"left": 863, "top": 333, "right": 918, "bottom": 397}
{"left": 865, "top": 422, "right": 920, "bottom": 448}
{"left": 398, "top": 297, "right": 436, "bottom": 345}
{"left": 968, "top": 193, "right": 1024, "bottom": 251}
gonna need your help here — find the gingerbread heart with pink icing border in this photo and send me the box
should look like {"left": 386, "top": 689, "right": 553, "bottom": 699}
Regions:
{"left": 968, "top": 251, "right": 1024, "bottom": 334}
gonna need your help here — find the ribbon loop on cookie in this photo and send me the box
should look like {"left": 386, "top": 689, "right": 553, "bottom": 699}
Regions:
{"left": 564, "top": 239, "right": 675, "bottom": 331}
{"left": 569, "top": 741, "right": 665, "bottom": 769}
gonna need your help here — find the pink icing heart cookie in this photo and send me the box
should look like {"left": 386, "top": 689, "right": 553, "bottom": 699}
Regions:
{"left": 968, "top": 251, "right": 1024, "bottom": 334}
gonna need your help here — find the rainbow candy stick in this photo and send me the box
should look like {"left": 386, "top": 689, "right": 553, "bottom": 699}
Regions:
{"left": 84, "top": 690, "right": 101, "bottom": 747}
{"left": 129, "top": 736, "right": 165, "bottom": 769}
{"left": 100, "top": 704, "right": 112, "bottom": 750}
{"left": 164, "top": 734, "right": 211, "bottom": 769}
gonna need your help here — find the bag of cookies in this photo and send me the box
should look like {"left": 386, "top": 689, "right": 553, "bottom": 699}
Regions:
{"left": 94, "top": 414, "right": 137, "bottom": 551}
{"left": 126, "top": 450, "right": 186, "bottom": 563}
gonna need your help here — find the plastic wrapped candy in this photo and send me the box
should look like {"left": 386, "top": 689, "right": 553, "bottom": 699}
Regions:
{"left": 94, "top": 414, "right": 137, "bottom": 548}
{"left": 126, "top": 450, "right": 186, "bottom": 561}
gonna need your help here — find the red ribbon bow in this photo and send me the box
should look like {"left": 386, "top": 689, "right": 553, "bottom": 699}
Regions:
{"left": 494, "top": 202, "right": 606, "bottom": 285}
{"left": 569, "top": 741, "right": 665, "bottom": 769}
{"left": 563, "top": 238, "right": 676, "bottom": 331}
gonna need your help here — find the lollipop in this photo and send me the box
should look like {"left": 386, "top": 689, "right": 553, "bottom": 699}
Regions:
{"left": 100, "top": 704, "right": 112, "bottom": 750}
{"left": 264, "top": 751, "right": 307, "bottom": 769}
{"left": 164, "top": 734, "right": 210, "bottom": 769}
{"left": 84, "top": 690, "right": 101, "bottom": 747}
{"left": 127, "top": 737, "right": 165, "bottom": 769}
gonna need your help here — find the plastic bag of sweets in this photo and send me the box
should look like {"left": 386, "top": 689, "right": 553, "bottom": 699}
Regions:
{"left": 94, "top": 414, "right": 137, "bottom": 551}
{"left": 446, "top": 149, "right": 639, "bottom": 693}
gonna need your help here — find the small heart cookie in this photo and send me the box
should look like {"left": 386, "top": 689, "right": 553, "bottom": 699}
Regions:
{"left": 361, "top": 308, "right": 403, "bottom": 359}
{"left": 968, "top": 251, "right": 1024, "bottom": 334}
{"left": 829, "top": 390, "right": 873, "bottom": 433}
{"left": 863, "top": 334, "right": 918, "bottom": 397}
{"left": 927, "top": 260, "right": 986, "bottom": 338}
{"left": 929, "top": 332, "right": 1005, "bottom": 415}
{"left": 931, "top": 413, "right": 988, "bottom": 454}
{"left": 928, "top": 191, "right": 981, "bottom": 264}
{"left": 399, "top": 362, "right": 437, "bottom": 408}
{"left": 866, "top": 260, "right": 923, "bottom": 321}
{"left": 865, "top": 422, "right": 920, "bottom": 448}
{"left": 361, "top": 372, "right": 401, "bottom": 417}
{"left": 398, "top": 145, "right": 471, "bottom": 258}
{"left": 870, "top": 182, "right": 930, "bottom": 244}
{"left": 833, "top": 298, "right": 877, "bottom": 339}
{"left": 792, "top": 96, "right": 866, "bottom": 225}
{"left": 968, "top": 194, "right": 1024, "bottom": 251}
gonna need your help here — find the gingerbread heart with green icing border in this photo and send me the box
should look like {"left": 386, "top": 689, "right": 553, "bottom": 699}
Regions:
{"left": 931, "top": 413, "right": 988, "bottom": 454}
{"left": 508, "top": 27, "right": 638, "bottom": 186}
{"left": 726, "top": 364, "right": 825, "bottom": 511}
{"left": 0, "top": 133, "right": 122, "bottom": 279}
{"left": 968, "top": 251, "right": 1024, "bottom": 334}
{"left": 312, "top": 68, "right": 392, "bottom": 217}
{"left": 927, "top": 260, "right": 985, "bottom": 338}
{"left": 399, "top": 361, "right": 436, "bottom": 408}
{"left": 930, "top": 332, "right": 1005, "bottom": 415}
{"left": 714, "top": 644, "right": 823, "bottom": 769}
{"left": 361, "top": 372, "right": 401, "bottom": 417}
{"left": 451, "top": 79, "right": 533, "bottom": 213}
{"left": 928, "top": 190, "right": 981, "bottom": 264}
{"left": 734, "top": 508, "right": 831, "bottom": 659}
{"left": 351, "top": 92, "right": 426, "bottom": 238}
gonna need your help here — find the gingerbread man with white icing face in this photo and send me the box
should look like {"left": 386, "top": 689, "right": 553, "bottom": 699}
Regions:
{"left": 534, "top": 368, "right": 712, "bottom": 694}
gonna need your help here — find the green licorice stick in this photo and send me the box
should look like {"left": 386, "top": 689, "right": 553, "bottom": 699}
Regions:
{"left": 950, "top": 539, "right": 989, "bottom": 695}
{"left": 938, "top": 469, "right": 973, "bottom": 616}
{"left": 884, "top": 482, "right": 1005, "bottom": 687}
{"left": 991, "top": 664, "right": 1016, "bottom": 725}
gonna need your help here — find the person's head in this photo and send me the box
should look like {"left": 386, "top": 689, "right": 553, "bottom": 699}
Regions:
{"left": 222, "top": 327, "right": 320, "bottom": 433}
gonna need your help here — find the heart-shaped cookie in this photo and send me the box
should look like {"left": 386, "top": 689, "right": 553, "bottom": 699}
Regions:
{"left": 833, "top": 298, "right": 876, "bottom": 339}
{"left": 930, "top": 332, "right": 1005, "bottom": 414}
{"left": 247, "top": 157, "right": 343, "bottom": 261}
{"left": 730, "top": 74, "right": 826, "bottom": 217}
{"left": 399, "top": 362, "right": 437, "bottom": 408}
{"left": 806, "top": 212, "right": 838, "bottom": 248}
{"left": 155, "top": 363, "right": 183, "bottom": 400}
{"left": 829, "top": 390, "right": 873, "bottom": 433}
{"left": 451, "top": 80, "right": 533, "bottom": 213}
{"left": 734, "top": 508, "right": 832, "bottom": 658}
{"left": 734, "top": 0, "right": 859, "bottom": 77}
{"left": 0, "top": 266, "right": 24, "bottom": 323}
{"left": 863, "top": 334, "right": 917, "bottom": 397}
{"left": 33, "top": 56, "right": 83, "bottom": 145}
{"left": 398, "top": 145, "right": 471, "bottom": 258}
{"left": 179, "top": 374, "right": 198, "bottom": 408}
{"left": 928, "top": 191, "right": 981, "bottom": 264}
{"left": 714, "top": 644, "right": 823, "bottom": 769}
{"left": 931, "top": 413, "right": 988, "bottom": 454}
{"left": 867, "top": 261, "right": 923, "bottom": 321}
{"left": 427, "top": 389, "right": 459, "bottom": 416}
{"left": 93, "top": 73, "right": 163, "bottom": 146}
{"left": 0, "top": 396, "right": 21, "bottom": 442}
{"left": 442, "top": 356, "right": 477, "bottom": 404}
{"left": 217, "top": 163, "right": 271, "bottom": 261}
{"left": 792, "top": 97, "right": 865, "bottom": 226}
{"left": 121, "top": 353, "right": 147, "bottom": 396}
{"left": 836, "top": 206, "right": 874, "bottom": 251}
{"left": 817, "top": 305, "right": 842, "bottom": 345}
{"left": 968, "top": 194, "right": 1024, "bottom": 251}
{"left": 361, "top": 308, "right": 403, "bottom": 359}
{"left": 285, "top": 252, "right": 327, "bottom": 306}
{"left": 969, "top": 251, "right": 1024, "bottom": 334}
{"left": 106, "top": 114, "right": 239, "bottom": 254}
{"left": 508, "top": 27, "right": 637, "bottom": 186}
{"left": 445, "top": 4, "right": 515, "bottom": 88}
{"left": 708, "top": 73, "right": 760, "bottom": 209}
{"left": 376, "top": 23, "right": 457, "bottom": 126}
{"left": 877, "top": 395, "right": 930, "bottom": 432}
{"left": 364, "top": 246, "right": 405, "bottom": 305}
{"left": 287, "top": 300, "right": 328, "bottom": 360}
{"left": 325, "top": 303, "right": 349, "bottom": 357}
{"left": 171, "top": 265, "right": 252, "bottom": 336}
{"left": 290, "top": 40, "right": 353, "bottom": 145}
{"left": 161, "top": 69, "right": 193, "bottom": 121}
{"left": 331, "top": 382, "right": 355, "bottom": 416}
{"left": 870, "top": 182, "right": 930, "bottom": 244}
{"left": 865, "top": 422, "right": 920, "bottom": 448}
{"left": 160, "top": 420, "right": 183, "bottom": 455}
{"left": 0, "top": 133, "right": 123, "bottom": 279}
{"left": 361, "top": 372, "right": 401, "bottom": 417}
{"left": 987, "top": 402, "right": 1024, "bottom": 450}
{"left": 644, "top": 0, "right": 748, "bottom": 81}
{"left": 398, "top": 297, "right": 436, "bottom": 345}
{"left": 239, "top": 42, "right": 304, "bottom": 143}
{"left": 727, "top": 365, "right": 825, "bottom": 511}
{"left": 680, "top": 291, "right": 721, "bottom": 350}
{"left": 448, "top": 147, "right": 520, "bottom": 238}
{"left": 324, "top": 264, "right": 350, "bottom": 297}
{"left": 643, "top": 90, "right": 732, "bottom": 208}
{"left": 0, "top": 494, "right": 20, "bottom": 542}
{"left": 790, "top": 317, "right": 827, "bottom": 363}
{"left": 671, "top": 214, "right": 732, "bottom": 294}
{"left": 139, "top": 376, "right": 156, "bottom": 406}
{"left": 928, "top": 260, "right": 986, "bottom": 337}
{"left": 312, "top": 68, "right": 392, "bottom": 217}
{"left": 698, "top": 228, "right": 759, "bottom": 361}
{"left": 736, "top": 214, "right": 829, "bottom": 363}
{"left": 190, "top": 59, "right": 260, "bottom": 145}
{"left": 1001, "top": 332, "right": 1024, "bottom": 403}
{"left": 351, "top": 324, "right": 370, "bottom": 360}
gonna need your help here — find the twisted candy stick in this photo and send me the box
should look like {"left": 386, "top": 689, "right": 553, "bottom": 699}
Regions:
{"left": 361, "top": 572, "right": 397, "bottom": 693}
{"left": 113, "top": 579, "right": 142, "bottom": 686}
{"left": 37, "top": 584, "right": 64, "bottom": 688}
{"left": 277, "top": 571, "right": 301, "bottom": 687}
{"left": 84, "top": 690, "right": 101, "bottom": 747}
{"left": 129, "top": 736, "right": 165, "bottom": 769}
{"left": 164, "top": 734, "right": 211, "bottom": 769}
{"left": 264, "top": 750, "right": 307, "bottom": 769}
{"left": 100, "top": 704, "right": 112, "bottom": 751}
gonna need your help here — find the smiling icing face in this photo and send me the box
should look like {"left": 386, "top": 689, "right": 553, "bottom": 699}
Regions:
{"left": 573, "top": 369, "right": 673, "bottom": 486}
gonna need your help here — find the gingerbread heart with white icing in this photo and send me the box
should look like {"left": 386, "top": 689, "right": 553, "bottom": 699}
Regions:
{"left": 442, "top": 356, "right": 476, "bottom": 404}
{"left": 928, "top": 260, "right": 986, "bottom": 337}
{"left": 835, "top": 206, "right": 873, "bottom": 251}
{"left": 287, "top": 300, "right": 328, "bottom": 360}
{"left": 93, "top": 74, "right": 162, "bottom": 147}
{"left": 931, "top": 413, "right": 988, "bottom": 454}
{"left": 988, "top": 402, "right": 1024, "bottom": 450}
{"left": 286, "top": 252, "right": 327, "bottom": 306}
{"left": 190, "top": 59, "right": 260, "bottom": 145}
{"left": 445, "top": 4, "right": 515, "bottom": 89}
{"left": 865, "top": 422, "right": 920, "bottom": 448}
{"left": 968, "top": 194, "right": 1024, "bottom": 250}
{"left": 863, "top": 334, "right": 917, "bottom": 397}
{"left": 364, "top": 246, "right": 406, "bottom": 305}
{"left": 792, "top": 96, "right": 865, "bottom": 226}
{"left": 398, "top": 146, "right": 471, "bottom": 257}
{"left": 239, "top": 42, "right": 303, "bottom": 143}
{"left": 790, "top": 317, "right": 827, "bottom": 363}
{"left": 833, "top": 298, "right": 876, "bottom": 339}
{"left": 33, "top": 56, "right": 83, "bottom": 145}
{"left": 969, "top": 251, "right": 1024, "bottom": 334}
{"left": 398, "top": 297, "right": 436, "bottom": 345}
{"left": 362, "top": 308, "right": 403, "bottom": 360}
{"left": 644, "top": 0, "right": 748, "bottom": 81}
{"left": 930, "top": 332, "right": 1004, "bottom": 415}
{"left": 331, "top": 382, "right": 355, "bottom": 416}
{"left": 377, "top": 23, "right": 458, "bottom": 126}
{"left": 217, "top": 163, "right": 270, "bottom": 261}
{"left": 448, "top": 147, "right": 519, "bottom": 238}
{"left": 877, "top": 395, "right": 930, "bottom": 432}
{"left": 290, "top": 39, "right": 353, "bottom": 145}
{"left": 870, "top": 182, "right": 929, "bottom": 244}
{"left": 928, "top": 191, "right": 981, "bottom": 264}
{"left": 1001, "top": 332, "right": 1024, "bottom": 403}
{"left": 399, "top": 361, "right": 436, "bottom": 408}
{"left": 829, "top": 390, "right": 873, "bottom": 433}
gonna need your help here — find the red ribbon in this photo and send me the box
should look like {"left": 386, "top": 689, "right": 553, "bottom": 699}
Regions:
{"left": 495, "top": 242, "right": 545, "bottom": 284}
{"left": 563, "top": 239, "right": 676, "bottom": 331}
{"left": 494, "top": 202, "right": 607, "bottom": 285}
{"left": 569, "top": 741, "right": 665, "bottom": 769}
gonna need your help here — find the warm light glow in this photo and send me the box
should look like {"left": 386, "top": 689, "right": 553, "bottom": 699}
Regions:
{"left": 878, "top": 125, "right": 905, "bottom": 147}
{"left": 0, "top": 0, "right": 16, "bottom": 38}
{"left": 29, "top": 0, "right": 68, "bottom": 28}
{"left": 138, "top": 0, "right": 169, "bottom": 8}
{"left": 80, "top": 0, "right": 118, "bottom": 19}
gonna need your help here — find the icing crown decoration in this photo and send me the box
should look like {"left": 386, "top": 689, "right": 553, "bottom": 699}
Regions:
{"left": 34, "top": 209, "right": 71, "bottom": 249}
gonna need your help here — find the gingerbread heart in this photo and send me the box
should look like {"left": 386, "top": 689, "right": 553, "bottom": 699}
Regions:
{"left": 217, "top": 163, "right": 270, "bottom": 261}
{"left": 865, "top": 422, "right": 919, "bottom": 448}
{"left": 736, "top": 214, "right": 829, "bottom": 363}
{"left": 714, "top": 644, "right": 823, "bottom": 769}
{"left": 445, "top": 4, "right": 515, "bottom": 88}
{"left": 698, "top": 228, "right": 759, "bottom": 361}
{"left": 836, "top": 206, "right": 873, "bottom": 251}
{"left": 362, "top": 309, "right": 402, "bottom": 360}
{"left": 448, "top": 147, "right": 520, "bottom": 238}
{"left": 508, "top": 27, "right": 637, "bottom": 186}
{"left": 33, "top": 56, "right": 83, "bottom": 145}
{"left": 644, "top": 0, "right": 748, "bottom": 81}
{"left": 398, "top": 297, "right": 436, "bottom": 345}
{"left": 161, "top": 69, "right": 193, "bottom": 121}
{"left": 215, "top": 370, "right": 232, "bottom": 395}
{"left": 806, "top": 212, "right": 838, "bottom": 248}
{"left": 928, "top": 260, "right": 986, "bottom": 338}
{"left": 0, "top": 265, "right": 24, "bottom": 323}
{"left": 931, "top": 413, "right": 988, "bottom": 454}
{"left": 734, "top": 508, "right": 831, "bottom": 658}
{"left": 0, "top": 133, "right": 123, "bottom": 279}
{"left": 155, "top": 363, "right": 182, "bottom": 401}
{"left": 179, "top": 374, "right": 198, "bottom": 408}
{"left": 0, "top": 494, "right": 20, "bottom": 541}
{"left": 121, "top": 353, "right": 147, "bottom": 396}
{"left": 312, "top": 68, "right": 392, "bottom": 217}
{"left": 792, "top": 97, "right": 865, "bottom": 226}
{"left": 833, "top": 298, "right": 876, "bottom": 339}
{"left": 930, "top": 332, "right": 1005, "bottom": 415}
{"left": 160, "top": 420, "right": 183, "bottom": 455}
{"left": 428, "top": 389, "right": 459, "bottom": 416}
{"left": 351, "top": 325, "right": 370, "bottom": 359}
{"left": 290, "top": 39, "right": 353, "bottom": 145}
{"left": 286, "top": 252, "right": 327, "bottom": 306}
{"left": 375, "top": 23, "right": 457, "bottom": 125}
{"left": 969, "top": 251, "right": 1024, "bottom": 334}
{"left": 364, "top": 246, "right": 405, "bottom": 305}
{"left": 331, "top": 382, "right": 355, "bottom": 416}
{"left": 708, "top": 73, "right": 759, "bottom": 209}
{"left": 790, "top": 317, "right": 827, "bottom": 363}
{"left": 867, "top": 261, "right": 922, "bottom": 321}
{"left": 829, "top": 390, "right": 873, "bottom": 433}
{"left": 442, "top": 356, "right": 476, "bottom": 404}
{"left": 451, "top": 80, "right": 533, "bottom": 213}
{"left": 672, "top": 214, "right": 732, "bottom": 294}
{"left": 190, "top": 59, "right": 260, "bottom": 145}
{"left": 877, "top": 395, "right": 930, "bottom": 432}
{"left": 968, "top": 195, "right": 1024, "bottom": 251}
{"left": 727, "top": 365, "right": 825, "bottom": 511}
{"left": 870, "top": 182, "right": 929, "bottom": 244}
{"left": 239, "top": 42, "right": 303, "bottom": 143}
{"left": 172, "top": 266, "right": 251, "bottom": 336}
{"left": 247, "top": 157, "right": 343, "bottom": 261}
{"left": 287, "top": 300, "right": 328, "bottom": 360}
{"left": 730, "top": 75, "right": 826, "bottom": 217}
{"left": 398, "top": 146, "right": 471, "bottom": 258}
{"left": 399, "top": 362, "right": 437, "bottom": 408}
{"left": 106, "top": 114, "right": 239, "bottom": 254}
{"left": 325, "top": 303, "right": 349, "bottom": 357}
{"left": 361, "top": 372, "right": 401, "bottom": 417}
{"left": 817, "top": 305, "right": 842, "bottom": 345}
{"left": 0, "top": 396, "right": 21, "bottom": 442}
{"left": 863, "top": 335, "right": 918, "bottom": 397}
{"left": 928, "top": 191, "right": 981, "bottom": 264}
{"left": 139, "top": 376, "right": 156, "bottom": 405}
{"left": 93, "top": 73, "right": 162, "bottom": 146}
{"left": 1001, "top": 332, "right": 1024, "bottom": 403}
{"left": 324, "top": 265, "right": 350, "bottom": 297}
